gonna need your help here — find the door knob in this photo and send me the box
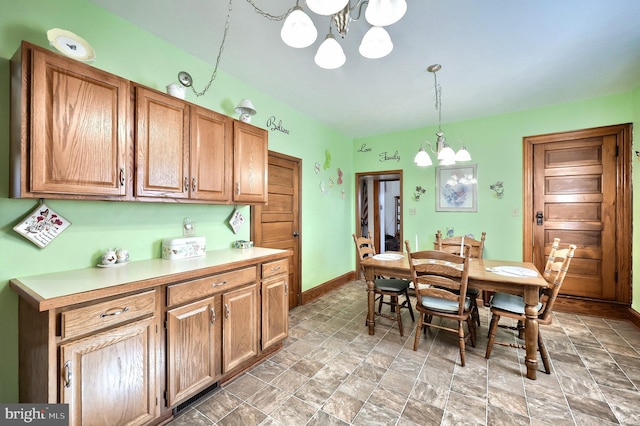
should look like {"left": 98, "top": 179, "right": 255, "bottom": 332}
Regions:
{"left": 293, "top": 231, "right": 300, "bottom": 237}
{"left": 536, "top": 211, "right": 544, "bottom": 225}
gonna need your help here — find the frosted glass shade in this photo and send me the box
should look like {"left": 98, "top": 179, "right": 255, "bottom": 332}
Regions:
{"left": 314, "top": 34, "right": 346, "bottom": 69}
{"left": 365, "top": 0, "right": 407, "bottom": 26}
{"left": 359, "top": 26, "right": 393, "bottom": 59}
{"left": 437, "top": 144, "right": 456, "bottom": 162}
{"left": 455, "top": 147, "right": 472, "bottom": 162}
{"left": 307, "top": 0, "right": 349, "bottom": 16}
{"left": 281, "top": 7, "right": 317, "bottom": 48}
{"left": 414, "top": 148, "right": 433, "bottom": 167}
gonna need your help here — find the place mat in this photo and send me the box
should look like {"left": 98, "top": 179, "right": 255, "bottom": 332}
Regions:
{"left": 486, "top": 266, "right": 538, "bottom": 277}
{"left": 373, "top": 253, "right": 403, "bottom": 261}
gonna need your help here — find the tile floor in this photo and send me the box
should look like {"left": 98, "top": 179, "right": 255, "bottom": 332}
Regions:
{"left": 169, "top": 280, "right": 640, "bottom": 425}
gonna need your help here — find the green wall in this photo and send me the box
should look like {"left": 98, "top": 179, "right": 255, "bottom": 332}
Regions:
{"left": 353, "top": 92, "right": 635, "bottom": 260}
{"left": 0, "top": 0, "right": 637, "bottom": 404}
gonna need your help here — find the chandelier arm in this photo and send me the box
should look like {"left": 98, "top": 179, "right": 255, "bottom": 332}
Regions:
{"left": 350, "top": 1, "right": 368, "bottom": 21}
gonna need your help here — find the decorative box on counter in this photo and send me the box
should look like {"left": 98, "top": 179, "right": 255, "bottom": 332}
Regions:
{"left": 162, "top": 236, "right": 206, "bottom": 260}
{"left": 234, "top": 240, "right": 254, "bottom": 249}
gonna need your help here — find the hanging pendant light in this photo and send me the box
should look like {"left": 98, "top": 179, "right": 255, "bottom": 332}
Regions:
{"left": 315, "top": 32, "right": 346, "bottom": 69}
{"left": 281, "top": 6, "right": 318, "bottom": 48}
{"left": 365, "top": 0, "right": 408, "bottom": 27}
{"left": 359, "top": 26, "right": 393, "bottom": 59}
{"left": 307, "top": 0, "right": 350, "bottom": 16}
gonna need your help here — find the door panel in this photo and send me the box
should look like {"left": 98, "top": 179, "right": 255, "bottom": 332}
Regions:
{"left": 525, "top": 124, "right": 632, "bottom": 304}
{"left": 252, "top": 152, "right": 301, "bottom": 309}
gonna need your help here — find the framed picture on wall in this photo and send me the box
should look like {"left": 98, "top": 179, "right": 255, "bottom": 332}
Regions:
{"left": 436, "top": 164, "right": 478, "bottom": 212}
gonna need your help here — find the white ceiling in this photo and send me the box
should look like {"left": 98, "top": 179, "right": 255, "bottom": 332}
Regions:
{"left": 89, "top": 0, "right": 640, "bottom": 139}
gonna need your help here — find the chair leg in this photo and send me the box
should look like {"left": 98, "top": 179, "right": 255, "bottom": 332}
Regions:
{"left": 395, "top": 297, "right": 404, "bottom": 336}
{"left": 467, "top": 317, "right": 476, "bottom": 348}
{"left": 458, "top": 321, "right": 466, "bottom": 367}
{"left": 538, "top": 331, "right": 551, "bottom": 374}
{"left": 472, "top": 299, "right": 481, "bottom": 327}
{"left": 413, "top": 314, "right": 424, "bottom": 350}
{"left": 378, "top": 294, "right": 384, "bottom": 314}
{"left": 485, "top": 313, "right": 500, "bottom": 359}
{"left": 404, "top": 289, "right": 415, "bottom": 321}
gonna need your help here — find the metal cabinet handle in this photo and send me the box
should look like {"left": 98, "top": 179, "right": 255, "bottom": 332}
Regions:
{"left": 184, "top": 177, "right": 189, "bottom": 192}
{"left": 119, "top": 167, "right": 125, "bottom": 186}
{"left": 225, "top": 303, "right": 230, "bottom": 320}
{"left": 212, "top": 280, "right": 228, "bottom": 288}
{"left": 211, "top": 307, "right": 216, "bottom": 324}
{"left": 100, "top": 307, "right": 129, "bottom": 318}
{"left": 271, "top": 266, "right": 281, "bottom": 272}
{"left": 235, "top": 182, "right": 240, "bottom": 195}
{"left": 64, "top": 361, "right": 72, "bottom": 388}
{"left": 192, "top": 177, "right": 196, "bottom": 192}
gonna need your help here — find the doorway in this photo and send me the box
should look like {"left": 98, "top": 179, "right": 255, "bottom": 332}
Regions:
{"left": 251, "top": 152, "right": 302, "bottom": 309}
{"left": 355, "top": 170, "right": 403, "bottom": 272}
{"left": 523, "top": 124, "right": 632, "bottom": 311}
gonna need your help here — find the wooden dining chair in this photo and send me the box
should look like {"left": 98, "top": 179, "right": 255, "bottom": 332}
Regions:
{"left": 353, "top": 233, "right": 414, "bottom": 336}
{"left": 405, "top": 240, "right": 476, "bottom": 366}
{"left": 484, "top": 238, "right": 576, "bottom": 373}
{"left": 434, "top": 230, "right": 486, "bottom": 327}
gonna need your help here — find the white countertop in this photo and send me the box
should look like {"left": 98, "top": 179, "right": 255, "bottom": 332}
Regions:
{"left": 11, "top": 247, "right": 289, "bottom": 311}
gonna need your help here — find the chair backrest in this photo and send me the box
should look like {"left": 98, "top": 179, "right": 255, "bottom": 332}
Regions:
{"left": 434, "top": 230, "right": 486, "bottom": 259}
{"left": 405, "top": 240, "right": 471, "bottom": 316}
{"left": 539, "top": 237, "right": 577, "bottom": 323}
{"left": 353, "top": 232, "right": 376, "bottom": 276}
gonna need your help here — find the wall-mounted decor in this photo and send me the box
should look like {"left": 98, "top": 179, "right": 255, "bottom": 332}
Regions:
{"left": 324, "top": 150, "right": 331, "bottom": 169}
{"left": 266, "top": 116, "right": 290, "bottom": 134}
{"left": 436, "top": 164, "right": 478, "bottom": 212}
{"left": 13, "top": 202, "right": 71, "bottom": 248}
{"left": 489, "top": 181, "right": 504, "bottom": 198}
{"left": 414, "top": 186, "right": 426, "bottom": 201}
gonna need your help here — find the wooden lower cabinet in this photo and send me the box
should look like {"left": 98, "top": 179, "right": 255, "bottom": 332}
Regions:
{"left": 261, "top": 263, "right": 289, "bottom": 350}
{"left": 222, "top": 285, "right": 259, "bottom": 372}
{"left": 60, "top": 317, "right": 158, "bottom": 426}
{"left": 166, "top": 296, "right": 221, "bottom": 407}
{"left": 12, "top": 251, "right": 289, "bottom": 426}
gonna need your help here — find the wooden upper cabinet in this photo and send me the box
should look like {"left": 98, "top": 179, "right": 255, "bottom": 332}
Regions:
{"left": 135, "top": 86, "right": 232, "bottom": 202}
{"left": 135, "top": 86, "right": 190, "bottom": 199}
{"left": 190, "top": 106, "right": 232, "bottom": 202}
{"left": 233, "top": 121, "right": 268, "bottom": 204}
{"left": 11, "top": 42, "right": 130, "bottom": 198}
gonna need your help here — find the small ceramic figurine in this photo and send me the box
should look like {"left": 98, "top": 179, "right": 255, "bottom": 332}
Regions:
{"left": 101, "top": 249, "right": 117, "bottom": 265}
{"left": 116, "top": 248, "right": 129, "bottom": 263}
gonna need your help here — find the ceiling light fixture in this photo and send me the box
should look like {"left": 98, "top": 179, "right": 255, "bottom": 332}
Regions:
{"left": 281, "top": 0, "right": 407, "bottom": 69}
{"left": 414, "top": 64, "right": 472, "bottom": 167}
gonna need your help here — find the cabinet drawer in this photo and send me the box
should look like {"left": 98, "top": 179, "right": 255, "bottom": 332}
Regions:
{"left": 61, "top": 290, "right": 156, "bottom": 340}
{"left": 167, "top": 267, "right": 257, "bottom": 307}
{"left": 262, "top": 259, "right": 288, "bottom": 279}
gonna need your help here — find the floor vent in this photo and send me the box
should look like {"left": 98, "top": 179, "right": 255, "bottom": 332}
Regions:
{"left": 172, "top": 382, "right": 220, "bottom": 416}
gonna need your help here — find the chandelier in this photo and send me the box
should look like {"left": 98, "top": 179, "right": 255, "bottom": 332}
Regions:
{"left": 281, "top": 0, "right": 407, "bottom": 69}
{"left": 414, "top": 64, "right": 471, "bottom": 167}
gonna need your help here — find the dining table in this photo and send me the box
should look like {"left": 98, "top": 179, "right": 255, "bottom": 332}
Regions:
{"left": 361, "top": 252, "right": 549, "bottom": 380}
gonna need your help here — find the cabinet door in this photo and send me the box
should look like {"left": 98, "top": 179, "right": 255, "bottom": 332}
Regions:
{"left": 30, "top": 49, "right": 128, "bottom": 196}
{"left": 60, "top": 317, "right": 157, "bottom": 426}
{"left": 190, "top": 106, "right": 232, "bottom": 201}
{"left": 261, "top": 275, "right": 289, "bottom": 350}
{"left": 166, "top": 296, "right": 220, "bottom": 406}
{"left": 232, "top": 121, "right": 268, "bottom": 204}
{"left": 222, "top": 285, "right": 258, "bottom": 372}
{"left": 135, "top": 86, "right": 189, "bottom": 198}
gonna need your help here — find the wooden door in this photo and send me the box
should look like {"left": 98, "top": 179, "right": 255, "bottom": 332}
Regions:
{"left": 252, "top": 152, "right": 302, "bottom": 309}
{"left": 190, "top": 106, "right": 232, "bottom": 201}
{"left": 60, "top": 317, "right": 157, "bottom": 426}
{"left": 232, "top": 121, "right": 268, "bottom": 203}
{"left": 261, "top": 276, "right": 289, "bottom": 350}
{"left": 135, "top": 86, "right": 189, "bottom": 198}
{"left": 222, "top": 285, "right": 258, "bottom": 372}
{"left": 30, "top": 48, "right": 129, "bottom": 196}
{"left": 166, "top": 296, "right": 220, "bottom": 406}
{"left": 524, "top": 124, "right": 632, "bottom": 304}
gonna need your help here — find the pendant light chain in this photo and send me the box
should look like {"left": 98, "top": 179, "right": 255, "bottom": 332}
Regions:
{"left": 190, "top": 0, "right": 233, "bottom": 97}
{"left": 245, "top": 0, "right": 296, "bottom": 21}
{"left": 433, "top": 70, "right": 443, "bottom": 132}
